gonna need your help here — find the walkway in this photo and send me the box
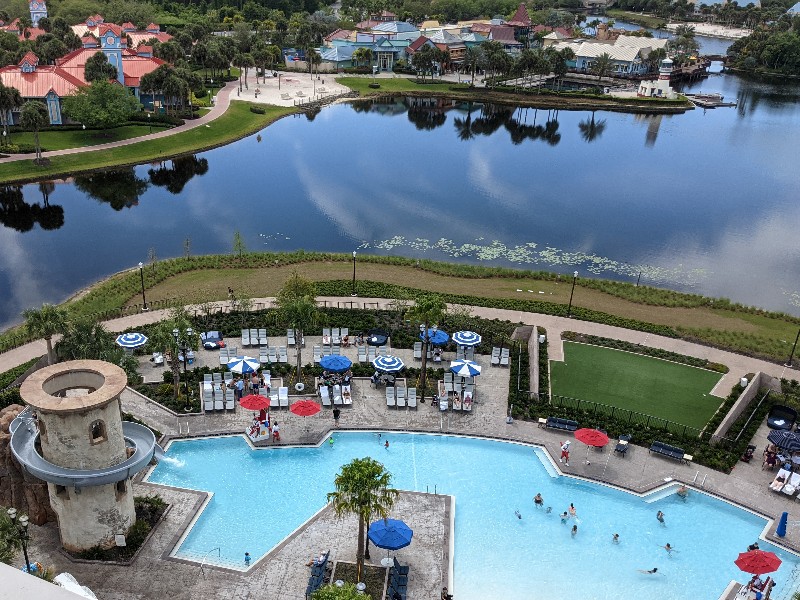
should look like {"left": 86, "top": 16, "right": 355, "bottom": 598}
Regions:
{"left": 0, "top": 82, "right": 235, "bottom": 165}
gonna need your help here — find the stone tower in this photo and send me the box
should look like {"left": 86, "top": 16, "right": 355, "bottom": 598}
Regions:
{"left": 17, "top": 360, "right": 140, "bottom": 552}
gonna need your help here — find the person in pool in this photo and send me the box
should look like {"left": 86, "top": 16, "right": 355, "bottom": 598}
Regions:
{"left": 637, "top": 568, "right": 658, "bottom": 574}
{"left": 534, "top": 493, "right": 543, "bottom": 507}
{"left": 612, "top": 533, "right": 620, "bottom": 544}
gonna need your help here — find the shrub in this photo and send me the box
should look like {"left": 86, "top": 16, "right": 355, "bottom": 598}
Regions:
{"left": 128, "top": 112, "right": 184, "bottom": 126}
{"left": 1, "top": 143, "right": 39, "bottom": 153}
{"left": 250, "top": 106, "right": 266, "bottom": 114}
{"left": 194, "top": 88, "right": 208, "bottom": 99}
{"left": 125, "top": 520, "right": 152, "bottom": 549}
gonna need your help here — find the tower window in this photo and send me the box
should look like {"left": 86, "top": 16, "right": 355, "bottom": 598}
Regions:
{"left": 55, "top": 484, "right": 68, "bottom": 498}
{"left": 89, "top": 420, "right": 107, "bottom": 445}
{"left": 115, "top": 480, "right": 126, "bottom": 499}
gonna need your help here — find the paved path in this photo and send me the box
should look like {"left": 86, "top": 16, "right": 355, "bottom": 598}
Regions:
{"left": 0, "top": 82, "right": 235, "bottom": 165}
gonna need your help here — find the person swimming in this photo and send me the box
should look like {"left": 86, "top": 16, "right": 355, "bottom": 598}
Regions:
{"left": 560, "top": 512, "right": 568, "bottom": 524}
{"left": 637, "top": 567, "right": 658, "bottom": 574}
{"left": 534, "top": 493, "right": 544, "bottom": 507}
{"left": 656, "top": 511, "right": 665, "bottom": 524}
{"left": 612, "top": 533, "right": 620, "bottom": 544}
{"left": 515, "top": 510, "right": 522, "bottom": 519}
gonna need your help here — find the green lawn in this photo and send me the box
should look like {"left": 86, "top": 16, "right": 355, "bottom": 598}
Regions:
{"left": 8, "top": 124, "right": 169, "bottom": 152}
{"left": 335, "top": 76, "right": 461, "bottom": 95}
{"left": 550, "top": 342, "right": 723, "bottom": 428}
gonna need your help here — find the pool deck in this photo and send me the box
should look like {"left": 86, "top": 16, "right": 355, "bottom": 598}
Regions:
{"left": 7, "top": 297, "right": 800, "bottom": 599}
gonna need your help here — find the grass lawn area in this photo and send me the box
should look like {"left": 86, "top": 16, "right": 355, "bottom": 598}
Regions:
{"left": 550, "top": 341, "right": 723, "bottom": 429}
{"left": 9, "top": 124, "right": 170, "bottom": 152}
{"left": 336, "top": 76, "right": 460, "bottom": 95}
{"left": 605, "top": 9, "right": 667, "bottom": 29}
{"left": 0, "top": 101, "right": 295, "bottom": 183}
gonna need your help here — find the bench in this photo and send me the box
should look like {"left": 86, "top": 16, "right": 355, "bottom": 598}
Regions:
{"left": 649, "top": 441, "right": 685, "bottom": 461}
{"left": 545, "top": 417, "right": 579, "bottom": 432}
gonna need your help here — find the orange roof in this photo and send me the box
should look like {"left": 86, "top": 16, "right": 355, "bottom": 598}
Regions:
{"left": 128, "top": 31, "right": 171, "bottom": 46}
{"left": 18, "top": 52, "right": 39, "bottom": 67}
{"left": 137, "top": 45, "right": 153, "bottom": 54}
{"left": 324, "top": 28, "right": 352, "bottom": 42}
{"left": 121, "top": 22, "right": 136, "bottom": 30}
{"left": 0, "top": 66, "right": 85, "bottom": 98}
{"left": 122, "top": 56, "right": 163, "bottom": 87}
{"left": 98, "top": 23, "right": 124, "bottom": 38}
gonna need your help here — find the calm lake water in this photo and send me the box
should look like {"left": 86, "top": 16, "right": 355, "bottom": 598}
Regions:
{"left": 2, "top": 67, "right": 799, "bottom": 329}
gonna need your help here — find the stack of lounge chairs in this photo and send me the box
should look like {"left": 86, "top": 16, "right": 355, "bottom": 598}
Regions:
{"left": 388, "top": 558, "right": 408, "bottom": 600}
{"left": 202, "top": 372, "right": 237, "bottom": 413}
{"left": 305, "top": 550, "right": 331, "bottom": 599}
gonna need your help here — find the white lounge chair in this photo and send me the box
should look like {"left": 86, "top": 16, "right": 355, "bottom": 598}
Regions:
{"left": 413, "top": 342, "right": 422, "bottom": 360}
{"left": 281, "top": 93, "right": 291, "bottom": 100}
{"left": 313, "top": 345, "right": 322, "bottom": 363}
{"left": 456, "top": 346, "right": 465, "bottom": 360}
{"left": 204, "top": 373, "right": 213, "bottom": 383}
{"left": 278, "top": 346, "right": 288, "bottom": 363}
{"left": 204, "top": 398, "right": 214, "bottom": 412}
{"left": 770, "top": 468, "right": 791, "bottom": 492}
{"left": 219, "top": 347, "right": 229, "bottom": 365}
{"left": 358, "top": 346, "right": 367, "bottom": 362}
{"left": 491, "top": 347, "right": 501, "bottom": 366}
{"left": 332, "top": 345, "right": 341, "bottom": 355}
{"left": 214, "top": 398, "right": 224, "bottom": 411}
{"left": 466, "top": 346, "right": 475, "bottom": 361}
{"left": 463, "top": 392, "right": 473, "bottom": 412}
{"left": 224, "top": 393, "right": 235, "bottom": 412}
{"left": 213, "top": 372, "right": 222, "bottom": 383}
{"left": 258, "top": 328, "right": 268, "bottom": 346}
{"left": 500, "top": 348, "right": 510, "bottom": 367}
{"left": 332, "top": 328, "right": 341, "bottom": 346}
{"left": 342, "top": 384, "right": 352, "bottom": 406}
{"left": 783, "top": 473, "right": 800, "bottom": 495}
{"left": 407, "top": 388, "right": 417, "bottom": 409}
{"left": 396, "top": 386, "right": 406, "bottom": 408}
{"left": 259, "top": 346, "right": 269, "bottom": 364}
{"left": 279, "top": 386, "right": 289, "bottom": 408}
{"left": 320, "top": 385, "right": 331, "bottom": 407}
{"left": 444, "top": 372, "right": 454, "bottom": 392}
{"left": 269, "top": 347, "right": 277, "bottom": 363}
{"left": 224, "top": 372, "right": 233, "bottom": 385}
{"left": 249, "top": 329, "right": 259, "bottom": 345}
{"left": 386, "top": 387, "right": 396, "bottom": 408}
{"left": 241, "top": 329, "right": 250, "bottom": 347}
{"left": 367, "top": 347, "right": 376, "bottom": 362}
{"left": 287, "top": 329, "right": 296, "bottom": 347}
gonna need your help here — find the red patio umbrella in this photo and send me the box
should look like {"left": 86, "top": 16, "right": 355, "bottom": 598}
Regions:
{"left": 735, "top": 549, "right": 782, "bottom": 575}
{"left": 240, "top": 394, "right": 271, "bottom": 411}
{"left": 290, "top": 400, "right": 321, "bottom": 418}
{"left": 574, "top": 428, "right": 610, "bottom": 465}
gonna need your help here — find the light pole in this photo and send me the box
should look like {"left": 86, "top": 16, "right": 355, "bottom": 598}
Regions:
{"left": 147, "top": 111, "right": 152, "bottom": 134}
{"left": 138, "top": 262, "right": 149, "bottom": 311}
{"left": 567, "top": 270, "right": 578, "bottom": 317}
{"left": 787, "top": 328, "right": 800, "bottom": 368}
{"left": 7, "top": 508, "right": 31, "bottom": 573}
{"left": 173, "top": 327, "right": 194, "bottom": 406}
{"left": 351, "top": 251, "right": 357, "bottom": 297}
{"left": 2, "top": 130, "right": 6, "bottom": 147}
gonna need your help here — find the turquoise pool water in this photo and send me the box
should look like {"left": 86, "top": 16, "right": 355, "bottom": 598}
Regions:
{"left": 146, "top": 433, "right": 799, "bottom": 599}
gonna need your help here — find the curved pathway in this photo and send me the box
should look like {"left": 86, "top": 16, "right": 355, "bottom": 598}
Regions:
{"left": 0, "top": 82, "right": 234, "bottom": 164}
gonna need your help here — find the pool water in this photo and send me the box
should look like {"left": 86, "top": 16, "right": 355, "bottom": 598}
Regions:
{"left": 146, "top": 433, "right": 799, "bottom": 599}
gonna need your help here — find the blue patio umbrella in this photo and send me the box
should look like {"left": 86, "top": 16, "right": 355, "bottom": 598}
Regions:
{"left": 768, "top": 430, "right": 800, "bottom": 453}
{"left": 368, "top": 518, "right": 413, "bottom": 566}
{"left": 373, "top": 355, "right": 405, "bottom": 373}
{"left": 452, "top": 331, "right": 481, "bottom": 347}
{"left": 319, "top": 354, "right": 352, "bottom": 373}
{"left": 227, "top": 356, "right": 260, "bottom": 375}
{"left": 420, "top": 328, "right": 449, "bottom": 346}
{"left": 115, "top": 332, "right": 148, "bottom": 349}
{"left": 450, "top": 359, "right": 482, "bottom": 378}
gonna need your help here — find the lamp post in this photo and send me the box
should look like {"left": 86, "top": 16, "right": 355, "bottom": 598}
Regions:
{"left": 147, "top": 111, "right": 152, "bottom": 134}
{"left": 7, "top": 508, "right": 31, "bottom": 573}
{"left": 351, "top": 251, "right": 357, "bottom": 297}
{"left": 2, "top": 130, "right": 6, "bottom": 147}
{"left": 173, "top": 327, "right": 194, "bottom": 405}
{"left": 567, "top": 270, "right": 578, "bottom": 317}
{"left": 138, "top": 262, "right": 149, "bottom": 311}
{"left": 787, "top": 328, "right": 800, "bottom": 368}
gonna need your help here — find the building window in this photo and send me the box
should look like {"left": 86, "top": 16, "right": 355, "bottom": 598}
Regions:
{"left": 55, "top": 484, "right": 68, "bottom": 498}
{"left": 115, "top": 480, "right": 126, "bottom": 499}
{"left": 89, "top": 420, "right": 107, "bottom": 445}
{"left": 38, "top": 419, "right": 47, "bottom": 442}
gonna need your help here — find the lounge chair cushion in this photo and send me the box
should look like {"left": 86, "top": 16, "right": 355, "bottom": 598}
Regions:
{"left": 545, "top": 417, "right": 579, "bottom": 432}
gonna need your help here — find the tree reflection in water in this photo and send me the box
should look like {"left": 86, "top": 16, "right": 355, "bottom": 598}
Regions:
{"left": 0, "top": 183, "right": 64, "bottom": 232}
{"left": 578, "top": 111, "right": 607, "bottom": 143}
{"left": 74, "top": 168, "right": 150, "bottom": 210}
{"left": 148, "top": 156, "right": 210, "bottom": 194}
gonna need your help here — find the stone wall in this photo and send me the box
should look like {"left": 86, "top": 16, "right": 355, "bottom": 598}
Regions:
{"left": 0, "top": 405, "right": 55, "bottom": 525}
{"left": 711, "top": 372, "right": 782, "bottom": 442}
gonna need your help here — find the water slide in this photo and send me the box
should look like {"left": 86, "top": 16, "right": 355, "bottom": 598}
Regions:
{"left": 10, "top": 411, "right": 163, "bottom": 488}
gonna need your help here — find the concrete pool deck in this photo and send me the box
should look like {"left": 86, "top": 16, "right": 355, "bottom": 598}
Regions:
{"left": 5, "top": 296, "right": 800, "bottom": 599}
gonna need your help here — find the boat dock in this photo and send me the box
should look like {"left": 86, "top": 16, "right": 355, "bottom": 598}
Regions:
{"left": 686, "top": 93, "right": 737, "bottom": 108}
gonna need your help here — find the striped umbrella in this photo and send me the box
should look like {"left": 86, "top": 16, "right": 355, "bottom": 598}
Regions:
{"left": 452, "top": 331, "right": 481, "bottom": 347}
{"left": 227, "top": 356, "right": 260, "bottom": 375}
{"left": 768, "top": 430, "right": 800, "bottom": 453}
{"left": 115, "top": 332, "right": 148, "bottom": 349}
{"left": 373, "top": 355, "right": 405, "bottom": 373}
{"left": 450, "top": 359, "right": 482, "bottom": 378}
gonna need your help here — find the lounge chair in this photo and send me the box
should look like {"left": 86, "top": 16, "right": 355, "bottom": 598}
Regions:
{"left": 322, "top": 327, "right": 331, "bottom": 339}
{"left": 320, "top": 385, "right": 331, "bottom": 407}
{"left": 367, "top": 347, "right": 376, "bottom": 362}
{"left": 204, "top": 397, "right": 214, "bottom": 413}
{"left": 407, "top": 388, "right": 417, "bottom": 409}
{"left": 342, "top": 384, "right": 352, "bottom": 406}
{"left": 224, "top": 390, "right": 235, "bottom": 412}
{"left": 358, "top": 346, "right": 367, "bottom": 363}
{"left": 341, "top": 327, "right": 349, "bottom": 340}
{"left": 259, "top": 346, "right": 269, "bottom": 365}
{"left": 258, "top": 328, "right": 268, "bottom": 346}
{"left": 249, "top": 329, "right": 259, "bottom": 345}
{"left": 332, "top": 328, "right": 340, "bottom": 345}
{"left": 615, "top": 434, "right": 632, "bottom": 457}
{"left": 396, "top": 386, "right": 406, "bottom": 408}
{"left": 224, "top": 372, "right": 233, "bottom": 385}
{"left": 313, "top": 345, "right": 322, "bottom": 363}
{"left": 281, "top": 93, "right": 291, "bottom": 100}
{"left": 214, "top": 396, "right": 224, "bottom": 411}
{"left": 491, "top": 347, "right": 501, "bottom": 366}
{"left": 769, "top": 468, "right": 790, "bottom": 492}
{"left": 456, "top": 346, "right": 465, "bottom": 360}
{"left": 466, "top": 346, "right": 475, "bottom": 360}
{"left": 463, "top": 392, "right": 473, "bottom": 412}
{"left": 782, "top": 472, "right": 800, "bottom": 495}
{"left": 452, "top": 393, "right": 462, "bottom": 411}
{"left": 386, "top": 387, "right": 396, "bottom": 408}
{"left": 500, "top": 348, "right": 510, "bottom": 366}
{"left": 279, "top": 386, "right": 289, "bottom": 408}
{"left": 444, "top": 372, "right": 454, "bottom": 392}
{"left": 213, "top": 372, "right": 222, "bottom": 382}
{"left": 152, "top": 352, "right": 164, "bottom": 367}
{"left": 278, "top": 346, "right": 288, "bottom": 363}
{"left": 332, "top": 345, "right": 341, "bottom": 355}
{"left": 287, "top": 329, "right": 296, "bottom": 347}
{"left": 413, "top": 342, "right": 422, "bottom": 360}
{"left": 219, "top": 347, "right": 229, "bottom": 365}
{"left": 241, "top": 329, "right": 250, "bottom": 347}
{"left": 203, "top": 374, "right": 213, "bottom": 383}
{"left": 269, "top": 347, "right": 278, "bottom": 363}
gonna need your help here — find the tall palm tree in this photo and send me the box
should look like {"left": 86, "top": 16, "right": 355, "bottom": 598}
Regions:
{"left": 327, "top": 458, "right": 399, "bottom": 582}
{"left": 591, "top": 52, "right": 614, "bottom": 83}
{"left": 406, "top": 294, "right": 447, "bottom": 404}
{"left": 276, "top": 271, "right": 319, "bottom": 384}
{"left": 463, "top": 46, "right": 485, "bottom": 86}
{"left": 23, "top": 303, "right": 68, "bottom": 365}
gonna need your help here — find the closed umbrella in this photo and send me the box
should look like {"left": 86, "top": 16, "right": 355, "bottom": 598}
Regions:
{"left": 368, "top": 518, "right": 413, "bottom": 566}
{"left": 767, "top": 430, "right": 800, "bottom": 453}
{"left": 450, "top": 360, "right": 481, "bottom": 378}
{"left": 319, "top": 355, "right": 352, "bottom": 373}
{"left": 227, "top": 356, "right": 260, "bottom": 375}
{"left": 373, "top": 355, "right": 405, "bottom": 373}
{"left": 115, "top": 332, "right": 148, "bottom": 349}
{"left": 735, "top": 549, "right": 782, "bottom": 575}
{"left": 452, "top": 331, "right": 481, "bottom": 346}
{"left": 574, "top": 428, "right": 610, "bottom": 465}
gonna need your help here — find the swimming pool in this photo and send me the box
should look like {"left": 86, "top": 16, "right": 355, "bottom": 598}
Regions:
{"left": 146, "top": 432, "right": 799, "bottom": 599}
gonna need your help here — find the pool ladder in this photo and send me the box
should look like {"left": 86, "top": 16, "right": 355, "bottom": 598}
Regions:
{"left": 425, "top": 485, "right": 438, "bottom": 495}
{"left": 199, "top": 547, "right": 220, "bottom": 578}
{"left": 177, "top": 420, "right": 190, "bottom": 436}
{"left": 692, "top": 471, "right": 708, "bottom": 488}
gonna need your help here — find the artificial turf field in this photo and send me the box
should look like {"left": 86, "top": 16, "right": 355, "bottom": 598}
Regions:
{"left": 549, "top": 342, "right": 724, "bottom": 429}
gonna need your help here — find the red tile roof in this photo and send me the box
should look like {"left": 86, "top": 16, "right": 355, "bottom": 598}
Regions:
{"left": 507, "top": 3, "right": 531, "bottom": 27}
{"left": 489, "top": 25, "right": 521, "bottom": 44}
{"left": 121, "top": 22, "right": 136, "bottom": 30}
{"left": 18, "top": 52, "right": 39, "bottom": 67}
{"left": 533, "top": 25, "right": 571, "bottom": 37}
{"left": 470, "top": 23, "right": 492, "bottom": 33}
{"left": 0, "top": 65, "right": 85, "bottom": 98}
{"left": 98, "top": 23, "right": 124, "bottom": 38}
{"left": 355, "top": 19, "right": 380, "bottom": 30}
{"left": 122, "top": 56, "right": 164, "bottom": 87}
{"left": 137, "top": 45, "right": 153, "bottom": 54}
{"left": 407, "top": 36, "right": 430, "bottom": 52}
{"left": 324, "top": 28, "right": 352, "bottom": 42}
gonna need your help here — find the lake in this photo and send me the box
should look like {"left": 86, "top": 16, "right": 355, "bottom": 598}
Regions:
{"left": 1, "top": 68, "right": 799, "bottom": 330}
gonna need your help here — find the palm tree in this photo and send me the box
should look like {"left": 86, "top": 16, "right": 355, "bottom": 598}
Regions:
{"left": 463, "top": 46, "right": 485, "bottom": 86}
{"left": 20, "top": 101, "right": 49, "bottom": 163}
{"left": 352, "top": 47, "right": 373, "bottom": 70}
{"left": 148, "top": 309, "right": 197, "bottom": 399}
{"left": 327, "top": 458, "right": 399, "bottom": 582}
{"left": 406, "top": 294, "right": 447, "bottom": 404}
{"left": 276, "top": 271, "right": 319, "bottom": 384}
{"left": 591, "top": 52, "right": 614, "bottom": 84}
{"left": 23, "top": 303, "right": 67, "bottom": 365}
{"left": 0, "top": 81, "right": 23, "bottom": 142}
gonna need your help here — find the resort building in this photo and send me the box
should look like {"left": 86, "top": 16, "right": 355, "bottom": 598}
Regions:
{"left": 71, "top": 15, "right": 172, "bottom": 48}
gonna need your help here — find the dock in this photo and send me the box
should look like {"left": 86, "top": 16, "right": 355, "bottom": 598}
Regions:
{"left": 686, "top": 93, "right": 737, "bottom": 108}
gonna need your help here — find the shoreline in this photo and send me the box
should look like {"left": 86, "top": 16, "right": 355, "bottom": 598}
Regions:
{"left": 665, "top": 21, "right": 752, "bottom": 40}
